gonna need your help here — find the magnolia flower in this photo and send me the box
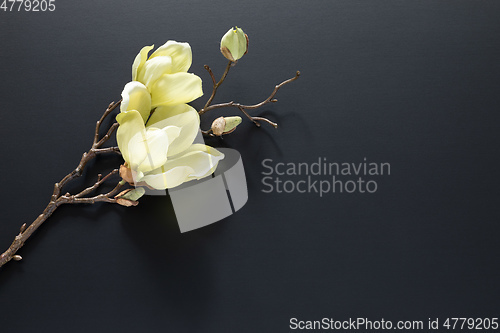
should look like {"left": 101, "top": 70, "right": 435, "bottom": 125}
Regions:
{"left": 117, "top": 105, "right": 224, "bottom": 189}
{"left": 121, "top": 41, "right": 203, "bottom": 123}
{"left": 117, "top": 41, "right": 224, "bottom": 189}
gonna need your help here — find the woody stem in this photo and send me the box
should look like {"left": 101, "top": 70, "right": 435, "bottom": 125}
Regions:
{"left": 0, "top": 100, "right": 124, "bottom": 269}
{"left": 199, "top": 60, "right": 233, "bottom": 114}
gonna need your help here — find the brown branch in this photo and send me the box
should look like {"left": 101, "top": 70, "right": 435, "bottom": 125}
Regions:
{"left": 200, "top": 61, "right": 233, "bottom": 113}
{"left": 63, "top": 179, "right": 124, "bottom": 204}
{"left": 201, "top": 71, "right": 300, "bottom": 133}
{"left": 201, "top": 129, "right": 214, "bottom": 137}
{"left": 94, "top": 100, "right": 121, "bottom": 147}
{"left": 250, "top": 116, "right": 278, "bottom": 128}
{"left": 204, "top": 65, "right": 217, "bottom": 86}
{"left": 74, "top": 169, "right": 119, "bottom": 198}
{"left": 51, "top": 101, "right": 121, "bottom": 201}
{"left": 96, "top": 122, "right": 119, "bottom": 148}
{"left": 0, "top": 100, "right": 124, "bottom": 269}
{"left": 94, "top": 146, "right": 121, "bottom": 155}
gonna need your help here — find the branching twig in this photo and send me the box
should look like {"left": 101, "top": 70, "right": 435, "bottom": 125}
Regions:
{"left": 94, "top": 100, "right": 121, "bottom": 147}
{"left": 96, "top": 122, "right": 119, "bottom": 148}
{"left": 74, "top": 169, "right": 119, "bottom": 198}
{"left": 0, "top": 100, "right": 124, "bottom": 268}
{"left": 200, "top": 71, "right": 300, "bottom": 131}
{"left": 200, "top": 61, "right": 233, "bottom": 113}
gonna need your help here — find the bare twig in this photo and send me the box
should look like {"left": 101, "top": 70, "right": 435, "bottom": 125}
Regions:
{"left": 74, "top": 169, "right": 119, "bottom": 198}
{"left": 96, "top": 122, "right": 119, "bottom": 148}
{"left": 200, "top": 71, "right": 300, "bottom": 132}
{"left": 204, "top": 65, "right": 217, "bottom": 86}
{"left": 0, "top": 100, "right": 124, "bottom": 268}
{"left": 200, "top": 61, "right": 233, "bottom": 113}
{"left": 94, "top": 147, "right": 121, "bottom": 155}
{"left": 201, "top": 129, "right": 214, "bottom": 137}
{"left": 94, "top": 100, "right": 121, "bottom": 147}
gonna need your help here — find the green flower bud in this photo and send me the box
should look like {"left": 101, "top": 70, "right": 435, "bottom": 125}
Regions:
{"left": 223, "top": 116, "right": 242, "bottom": 133}
{"left": 220, "top": 27, "right": 248, "bottom": 62}
{"left": 211, "top": 116, "right": 243, "bottom": 136}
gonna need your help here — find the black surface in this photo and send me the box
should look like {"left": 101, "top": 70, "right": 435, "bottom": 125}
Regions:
{"left": 1, "top": 1, "right": 500, "bottom": 332}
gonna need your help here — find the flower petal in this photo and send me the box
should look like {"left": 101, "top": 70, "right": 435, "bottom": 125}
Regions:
{"left": 140, "top": 165, "right": 195, "bottom": 190}
{"left": 141, "top": 144, "right": 225, "bottom": 189}
{"left": 137, "top": 56, "right": 173, "bottom": 90}
{"left": 135, "top": 126, "right": 180, "bottom": 173}
{"left": 117, "top": 110, "right": 181, "bottom": 174}
{"left": 150, "top": 40, "right": 192, "bottom": 73}
{"left": 120, "top": 81, "right": 152, "bottom": 123}
{"left": 150, "top": 73, "right": 203, "bottom": 107}
{"left": 147, "top": 104, "right": 200, "bottom": 156}
{"left": 132, "top": 45, "right": 154, "bottom": 81}
{"left": 116, "top": 110, "right": 146, "bottom": 167}
{"left": 171, "top": 144, "right": 225, "bottom": 180}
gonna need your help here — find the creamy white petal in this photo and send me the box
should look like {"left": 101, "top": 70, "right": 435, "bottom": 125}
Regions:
{"left": 142, "top": 144, "right": 225, "bottom": 189}
{"left": 137, "top": 56, "right": 173, "bottom": 90}
{"left": 150, "top": 73, "right": 203, "bottom": 107}
{"left": 117, "top": 110, "right": 181, "bottom": 174}
{"left": 146, "top": 104, "right": 200, "bottom": 156}
{"left": 120, "top": 81, "right": 152, "bottom": 123}
{"left": 116, "top": 110, "right": 146, "bottom": 167}
{"left": 142, "top": 165, "right": 195, "bottom": 189}
{"left": 134, "top": 126, "right": 180, "bottom": 173}
{"left": 169, "top": 144, "right": 225, "bottom": 180}
{"left": 150, "top": 40, "right": 192, "bottom": 73}
{"left": 132, "top": 45, "right": 154, "bottom": 81}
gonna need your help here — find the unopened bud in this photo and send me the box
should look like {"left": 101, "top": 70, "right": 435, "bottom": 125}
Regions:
{"left": 211, "top": 116, "right": 243, "bottom": 136}
{"left": 220, "top": 27, "right": 248, "bottom": 62}
{"left": 211, "top": 117, "right": 226, "bottom": 136}
{"left": 222, "top": 116, "right": 242, "bottom": 134}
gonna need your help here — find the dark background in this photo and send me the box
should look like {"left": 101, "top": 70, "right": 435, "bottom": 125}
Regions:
{"left": 1, "top": 1, "right": 499, "bottom": 332}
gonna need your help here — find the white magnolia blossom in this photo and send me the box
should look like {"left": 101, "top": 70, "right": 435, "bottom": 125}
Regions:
{"left": 117, "top": 41, "right": 224, "bottom": 189}
{"left": 121, "top": 40, "right": 204, "bottom": 122}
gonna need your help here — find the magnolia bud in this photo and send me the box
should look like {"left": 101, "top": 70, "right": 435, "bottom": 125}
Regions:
{"left": 211, "top": 116, "right": 243, "bottom": 136}
{"left": 211, "top": 117, "right": 226, "bottom": 136}
{"left": 220, "top": 27, "right": 248, "bottom": 62}
{"left": 223, "top": 116, "right": 242, "bottom": 134}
